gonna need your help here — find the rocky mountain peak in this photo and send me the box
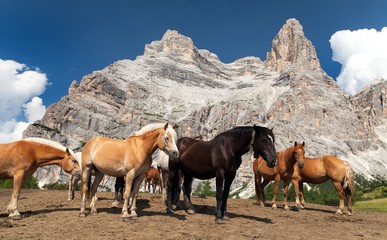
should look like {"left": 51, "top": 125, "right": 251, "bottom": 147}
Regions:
{"left": 144, "top": 29, "right": 196, "bottom": 57}
{"left": 266, "top": 18, "right": 322, "bottom": 73}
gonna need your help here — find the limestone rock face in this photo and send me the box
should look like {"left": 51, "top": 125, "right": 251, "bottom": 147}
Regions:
{"left": 266, "top": 18, "right": 322, "bottom": 73}
{"left": 24, "top": 19, "right": 387, "bottom": 194}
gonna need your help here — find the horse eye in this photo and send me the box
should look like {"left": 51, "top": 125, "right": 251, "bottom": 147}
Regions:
{"left": 164, "top": 136, "right": 169, "bottom": 142}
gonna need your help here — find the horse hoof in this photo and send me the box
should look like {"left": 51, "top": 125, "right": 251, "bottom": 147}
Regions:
{"left": 272, "top": 205, "right": 277, "bottom": 209}
{"left": 215, "top": 218, "right": 224, "bottom": 224}
{"left": 9, "top": 214, "right": 22, "bottom": 220}
{"left": 130, "top": 215, "right": 138, "bottom": 220}
{"left": 122, "top": 217, "right": 130, "bottom": 222}
{"left": 223, "top": 215, "right": 231, "bottom": 221}
{"left": 90, "top": 211, "right": 98, "bottom": 216}
{"left": 335, "top": 210, "right": 343, "bottom": 215}
{"left": 186, "top": 209, "right": 195, "bottom": 214}
{"left": 347, "top": 211, "right": 353, "bottom": 216}
{"left": 79, "top": 213, "right": 87, "bottom": 217}
{"left": 284, "top": 206, "right": 290, "bottom": 210}
{"left": 166, "top": 208, "right": 175, "bottom": 214}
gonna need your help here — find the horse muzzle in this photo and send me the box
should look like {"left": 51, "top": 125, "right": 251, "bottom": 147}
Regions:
{"left": 267, "top": 157, "right": 278, "bottom": 168}
{"left": 169, "top": 150, "right": 179, "bottom": 159}
{"left": 72, "top": 169, "right": 82, "bottom": 178}
{"left": 298, "top": 162, "right": 304, "bottom": 169}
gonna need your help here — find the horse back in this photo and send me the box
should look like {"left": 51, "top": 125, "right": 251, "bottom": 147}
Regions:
{"left": 0, "top": 141, "right": 37, "bottom": 179}
{"left": 293, "top": 155, "right": 346, "bottom": 183}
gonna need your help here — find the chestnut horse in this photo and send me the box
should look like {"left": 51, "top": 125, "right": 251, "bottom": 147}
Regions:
{"left": 0, "top": 137, "right": 81, "bottom": 219}
{"left": 167, "top": 125, "right": 278, "bottom": 224}
{"left": 253, "top": 142, "right": 305, "bottom": 209}
{"left": 144, "top": 166, "right": 161, "bottom": 193}
{"left": 291, "top": 155, "right": 355, "bottom": 215}
{"left": 79, "top": 123, "right": 179, "bottom": 221}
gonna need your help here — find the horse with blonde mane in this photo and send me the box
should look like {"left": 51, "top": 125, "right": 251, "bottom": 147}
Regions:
{"left": 0, "top": 137, "right": 81, "bottom": 220}
{"left": 291, "top": 155, "right": 355, "bottom": 215}
{"left": 253, "top": 142, "right": 305, "bottom": 210}
{"left": 79, "top": 123, "right": 179, "bottom": 221}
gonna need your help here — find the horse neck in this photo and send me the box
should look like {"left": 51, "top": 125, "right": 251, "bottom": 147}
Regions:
{"left": 229, "top": 128, "right": 254, "bottom": 154}
{"left": 34, "top": 145, "right": 67, "bottom": 167}
{"left": 132, "top": 128, "right": 162, "bottom": 157}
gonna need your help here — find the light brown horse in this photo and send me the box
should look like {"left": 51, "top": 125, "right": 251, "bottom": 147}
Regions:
{"left": 253, "top": 142, "right": 305, "bottom": 209}
{"left": 0, "top": 137, "right": 81, "bottom": 220}
{"left": 291, "top": 155, "right": 355, "bottom": 215}
{"left": 144, "top": 166, "right": 161, "bottom": 193}
{"left": 79, "top": 123, "right": 179, "bottom": 221}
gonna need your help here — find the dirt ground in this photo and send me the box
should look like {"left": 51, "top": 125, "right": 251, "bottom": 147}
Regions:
{"left": 0, "top": 189, "right": 386, "bottom": 240}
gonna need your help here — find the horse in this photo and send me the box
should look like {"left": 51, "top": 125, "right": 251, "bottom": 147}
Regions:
{"left": 144, "top": 166, "right": 161, "bottom": 193}
{"left": 291, "top": 155, "right": 355, "bottom": 215}
{"left": 79, "top": 123, "right": 179, "bottom": 221}
{"left": 167, "top": 125, "right": 278, "bottom": 224}
{"left": 111, "top": 177, "right": 125, "bottom": 208}
{"left": 253, "top": 142, "right": 305, "bottom": 210}
{"left": 0, "top": 137, "right": 81, "bottom": 220}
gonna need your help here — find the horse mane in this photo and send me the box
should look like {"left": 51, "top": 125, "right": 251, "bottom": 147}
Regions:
{"left": 23, "top": 137, "right": 78, "bottom": 160}
{"left": 213, "top": 126, "right": 254, "bottom": 139}
{"left": 130, "top": 122, "right": 178, "bottom": 140}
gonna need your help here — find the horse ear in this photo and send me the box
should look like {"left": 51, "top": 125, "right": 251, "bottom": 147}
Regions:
{"left": 164, "top": 123, "right": 169, "bottom": 130}
{"left": 302, "top": 141, "right": 305, "bottom": 147}
{"left": 294, "top": 141, "right": 297, "bottom": 146}
{"left": 66, "top": 148, "right": 71, "bottom": 156}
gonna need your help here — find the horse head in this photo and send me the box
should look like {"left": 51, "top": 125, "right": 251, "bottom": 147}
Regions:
{"left": 157, "top": 123, "right": 179, "bottom": 159}
{"left": 252, "top": 125, "right": 278, "bottom": 168}
{"left": 294, "top": 142, "right": 305, "bottom": 169}
{"left": 61, "top": 148, "right": 82, "bottom": 178}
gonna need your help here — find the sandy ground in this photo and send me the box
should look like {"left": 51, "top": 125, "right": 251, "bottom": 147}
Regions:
{"left": 0, "top": 189, "right": 386, "bottom": 240}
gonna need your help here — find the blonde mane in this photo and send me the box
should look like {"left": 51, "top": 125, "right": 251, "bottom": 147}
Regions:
{"left": 23, "top": 137, "right": 78, "bottom": 160}
{"left": 130, "top": 122, "right": 178, "bottom": 140}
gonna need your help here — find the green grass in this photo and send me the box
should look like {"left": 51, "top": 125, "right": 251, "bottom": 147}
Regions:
{"left": 353, "top": 198, "right": 387, "bottom": 212}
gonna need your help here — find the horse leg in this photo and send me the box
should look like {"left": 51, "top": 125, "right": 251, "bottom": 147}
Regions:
{"left": 219, "top": 174, "right": 236, "bottom": 223}
{"left": 214, "top": 172, "right": 225, "bottom": 223}
{"left": 80, "top": 165, "right": 92, "bottom": 217}
{"left": 271, "top": 175, "right": 280, "bottom": 209}
{"left": 260, "top": 179, "right": 270, "bottom": 206}
{"left": 254, "top": 173, "right": 263, "bottom": 206}
{"left": 332, "top": 181, "right": 345, "bottom": 215}
{"left": 122, "top": 171, "right": 135, "bottom": 221}
{"left": 182, "top": 176, "right": 195, "bottom": 214}
{"left": 112, "top": 177, "right": 124, "bottom": 208}
{"left": 68, "top": 174, "right": 74, "bottom": 200}
{"left": 283, "top": 179, "right": 291, "bottom": 210}
{"left": 7, "top": 171, "right": 27, "bottom": 220}
{"left": 89, "top": 170, "right": 104, "bottom": 215}
{"left": 127, "top": 173, "right": 146, "bottom": 219}
{"left": 299, "top": 182, "right": 305, "bottom": 209}
{"left": 166, "top": 167, "right": 178, "bottom": 213}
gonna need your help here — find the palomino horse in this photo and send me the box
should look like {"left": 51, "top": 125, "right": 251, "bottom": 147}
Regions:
{"left": 0, "top": 137, "right": 81, "bottom": 219}
{"left": 167, "top": 125, "right": 278, "bottom": 224}
{"left": 253, "top": 142, "right": 305, "bottom": 209}
{"left": 291, "top": 155, "right": 355, "bottom": 215}
{"left": 79, "top": 123, "right": 179, "bottom": 221}
{"left": 144, "top": 166, "right": 161, "bottom": 193}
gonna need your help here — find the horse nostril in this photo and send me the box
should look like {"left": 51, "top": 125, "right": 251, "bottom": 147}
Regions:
{"left": 298, "top": 162, "right": 304, "bottom": 169}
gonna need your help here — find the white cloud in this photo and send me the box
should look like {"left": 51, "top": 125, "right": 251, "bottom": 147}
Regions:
{"left": 330, "top": 27, "right": 387, "bottom": 95}
{"left": 0, "top": 59, "right": 48, "bottom": 143}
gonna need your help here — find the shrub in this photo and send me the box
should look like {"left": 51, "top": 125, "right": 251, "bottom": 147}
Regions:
{"left": 42, "top": 182, "right": 69, "bottom": 190}
{"left": 0, "top": 176, "right": 39, "bottom": 189}
{"left": 193, "top": 181, "right": 215, "bottom": 198}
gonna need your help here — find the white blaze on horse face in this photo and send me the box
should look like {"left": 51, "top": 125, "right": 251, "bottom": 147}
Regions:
{"left": 268, "top": 135, "right": 273, "bottom": 144}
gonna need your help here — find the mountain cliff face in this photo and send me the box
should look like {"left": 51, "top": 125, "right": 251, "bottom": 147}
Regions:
{"left": 24, "top": 18, "right": 387, "bottom": 193}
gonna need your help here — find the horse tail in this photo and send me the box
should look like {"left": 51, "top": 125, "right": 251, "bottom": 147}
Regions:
{"left": 342, "top": 161, "right": 355, "bottom": 198}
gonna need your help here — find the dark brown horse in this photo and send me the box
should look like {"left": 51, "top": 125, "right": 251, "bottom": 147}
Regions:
{"left": 253, "top": 142, "right": 305, "bottom": 209}
{"left": 291, "top": 155, "right": 355, "bottom": 215}
{"left": 167, "top": 125, "right": 278, "bottom": 224}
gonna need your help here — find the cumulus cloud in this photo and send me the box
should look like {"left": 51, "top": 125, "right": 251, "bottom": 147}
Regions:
{"left": 0, "top": 59, "right": 48, "bottom": 143}
{"left": 330, "top": 27, "right": 387, "bottom": 95}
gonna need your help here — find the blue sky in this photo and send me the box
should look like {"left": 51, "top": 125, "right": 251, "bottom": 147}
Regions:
{"left": 0, "top": 0, "right": 386, "bottom": 142}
